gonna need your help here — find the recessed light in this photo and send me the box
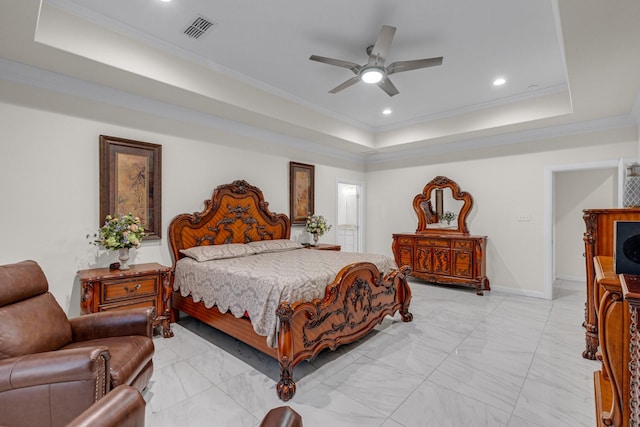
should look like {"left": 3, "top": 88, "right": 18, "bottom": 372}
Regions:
{"left": 382, "top": 109, "right": 392, "bottom": 115}
{"left": 493, "top": 77, "right": 506, "bottom": 86}
{"left": 159, "top": 0, "right": 171, "bottom": 2}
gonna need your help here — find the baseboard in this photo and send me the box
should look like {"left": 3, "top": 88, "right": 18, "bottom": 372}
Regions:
{"left": 490, "top": 285, "right": 548, "bottom": 300}
{"left": 555, "top": 275, "right": 584, "bottom": 283}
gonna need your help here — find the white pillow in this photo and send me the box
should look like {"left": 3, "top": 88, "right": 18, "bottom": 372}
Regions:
{"left": 180, "top": 243, "right": 256, "bottom": 262}
{"left": 247, "top": 239, "right": 303, "bottom": 254}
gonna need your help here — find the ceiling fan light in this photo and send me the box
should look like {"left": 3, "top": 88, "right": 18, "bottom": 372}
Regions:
{"left": 361, "top": 68, "right": 384, "bottom": 84}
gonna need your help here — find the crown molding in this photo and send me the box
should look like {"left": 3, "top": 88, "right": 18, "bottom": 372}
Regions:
{"left": 0, "top": 57, "right": 635, "bottom": 167}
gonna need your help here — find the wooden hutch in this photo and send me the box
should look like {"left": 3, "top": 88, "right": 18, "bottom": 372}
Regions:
{"left": 582, "top": 208, "right": 640, "bottom": 360}
{"left": 392, "top": 176, "right": 489, "bottom": 295}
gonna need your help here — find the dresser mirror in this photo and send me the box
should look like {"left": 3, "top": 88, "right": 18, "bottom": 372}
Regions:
{"left": 412, "top": 176, "right": 473, "bottom": 235}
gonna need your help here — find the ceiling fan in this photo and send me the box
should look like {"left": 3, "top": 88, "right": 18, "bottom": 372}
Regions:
{"left": 309, "top": 25, "right": 443, "bottom": 97}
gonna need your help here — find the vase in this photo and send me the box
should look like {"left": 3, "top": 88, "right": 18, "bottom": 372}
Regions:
{"left": 118, "top": 248, "right": 130, "bottom": 270}
{"left": 313, "top": 233, "right": 319, "bottom": 246}
{"left": 624, "top": 162, "right": 640, "bottom": 207}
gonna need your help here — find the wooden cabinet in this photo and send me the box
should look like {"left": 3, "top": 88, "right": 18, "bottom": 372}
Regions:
{"left": 392, "top": 176, "right": 489, "bottom": 295}
{"left": 78, "top": 263, "right": 173, "bottom": 337}
{"left": 305, "top": 243, "right": 341, "bottom": 251}
{"left": 582, "top": 208, "right": 640, "bottom": 359}
{"left": 392, "top": 233, "right": 489, "bottom": 295}
{"left": 592, "top": 256, "right": 640, "bottom": 426}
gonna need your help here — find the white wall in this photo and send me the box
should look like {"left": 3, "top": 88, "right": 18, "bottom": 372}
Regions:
{"left": 1, "top": 84, "right": 638, "bottom": 309}
{"left": 0, "top": 100, "right": 364, "bottom": 316}
{"left": 365, "top": 127, "right": 638, "bottom": 296}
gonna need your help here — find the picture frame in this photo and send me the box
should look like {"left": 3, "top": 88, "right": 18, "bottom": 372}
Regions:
{"left": 289, "top": 161, "right": 314, "bottom": 225}
{"left": 99, "top": 135, "right": 162, "bottom": 240}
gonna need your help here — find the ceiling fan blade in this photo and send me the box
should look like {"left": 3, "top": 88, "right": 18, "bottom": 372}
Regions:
{"left": 377, "top": 77, "right": 399, "bottom": 97}
{"left": 386, "top": 57, "right": 443, "bottom": 75}
{"left": 368, "top": 25, "right": 396, "bottom": 66}
{"left": 309, "top": 55, "right": 361, "bottom": 74}
{"left": 329, "top": 76, "right": 361, "bottom": 94}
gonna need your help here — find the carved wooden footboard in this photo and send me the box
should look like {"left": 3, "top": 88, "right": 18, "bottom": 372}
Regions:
{"left": 275, "top": 262, "right": 412, "bottom": 400}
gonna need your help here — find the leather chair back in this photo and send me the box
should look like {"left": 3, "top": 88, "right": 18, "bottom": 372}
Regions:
{"left": 0, "top": 260, "right": 72, "bottom": 359}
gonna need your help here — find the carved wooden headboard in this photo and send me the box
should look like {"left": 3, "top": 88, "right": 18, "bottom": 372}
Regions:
{"left": 167, "top": 180, "right": 291, "bottom": 265}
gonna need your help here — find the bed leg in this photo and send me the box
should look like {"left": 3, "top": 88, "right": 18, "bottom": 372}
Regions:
{"left": 276, "top": 361, "right": 296, "bottom": 401}
{"left": 276, "top": 302, "right": 296, "bottom": 401}
{"left": 397, "top": 267, "right": 414, "bottom": 322}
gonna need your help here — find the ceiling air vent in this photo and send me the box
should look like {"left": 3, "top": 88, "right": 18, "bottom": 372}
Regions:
{"left": 184, "top": 16, "right": 214, "bottom": 39}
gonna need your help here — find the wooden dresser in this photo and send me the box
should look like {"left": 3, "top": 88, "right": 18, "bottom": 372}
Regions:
{"left": 392, "top": 176, "right": 489, "bottom": 295}
{"left": 582, "top": 208, "right": 640, "bottom": 359}
{"left": 592, "top": 256, "right": 640, "bottom": 426}
{"left": 78, "top": 262, "right": 173, "bottom": 337}
{"left": 392, "top": 233, "right": 488, "bottom": 295}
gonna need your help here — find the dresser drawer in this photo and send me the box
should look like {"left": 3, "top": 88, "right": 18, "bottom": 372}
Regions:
{"left": 396, "top": 236, "right": 415, "bottom": 245}
{"left": 453, "top": 240, "right": 474, "bottom": 250}
{"left": 418, "top": 238, "right": 450, "bottom": 248}
{"left": 102, "top": 277, "right": 158, "bottom": 302}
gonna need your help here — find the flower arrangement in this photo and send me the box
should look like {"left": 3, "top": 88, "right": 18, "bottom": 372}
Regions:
{"left": 93, "top": 213, "right": 145, "bottom": 250}
{"left": 306, "top": 214, "right": 332, "bottom": 236}
{"left": 441, "top": 210, "right": 457, "bottom": 225}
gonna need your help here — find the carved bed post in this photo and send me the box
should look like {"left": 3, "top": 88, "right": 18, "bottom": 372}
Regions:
{"left": 394, "top": 266, "right": 413, "bottom": 322}
{"left": 276, "top": 302, "right": 296, "bottom": 401}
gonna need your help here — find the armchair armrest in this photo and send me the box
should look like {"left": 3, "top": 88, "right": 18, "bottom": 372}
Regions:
{"left": 0, "top": 346, "right": 110, "bottom": 393}
{"left": 70, "top": 307, "right": 155, "bottom": 342}
{"left": 0, "top": 347, "right": 111, "bottom": 427}
{"left": 66, "top": 385, "right": 145, "bottom": 427}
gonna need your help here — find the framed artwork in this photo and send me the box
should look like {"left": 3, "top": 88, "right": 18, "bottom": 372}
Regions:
{"left": 289, "top": 161, "right": 314, "bottom": 225}
{"left": 99, "top": 135, "right": 162, "bottom": 240}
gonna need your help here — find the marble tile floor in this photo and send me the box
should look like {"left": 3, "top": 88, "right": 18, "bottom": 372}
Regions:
{"left": 144, "top": 279, "right": 596, "bottom": 426}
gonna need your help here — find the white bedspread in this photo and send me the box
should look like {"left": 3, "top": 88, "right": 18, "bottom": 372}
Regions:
{"left": 173, "top": 248, "right": 397, "bottom": 347}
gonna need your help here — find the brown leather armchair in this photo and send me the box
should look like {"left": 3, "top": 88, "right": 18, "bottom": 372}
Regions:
{"left": 66, "top": 385, "right": 145, "bottom": 427}
{"left": 260, "top": 406, "right": 303, "bottom": 427}
{"left": 0, "top": 260, "right": 155, "bottom": 427}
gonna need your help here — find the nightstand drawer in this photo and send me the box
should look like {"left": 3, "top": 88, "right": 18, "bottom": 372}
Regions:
{"left": 102, "top": 277, "right": 158, "bottom": 302}
{"left": 99, "top": 296, "right": 157, "bottom": 312}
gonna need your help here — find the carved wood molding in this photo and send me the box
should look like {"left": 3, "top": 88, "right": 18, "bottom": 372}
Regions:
{"left": 167, "top": 180, "right": 290, "bottom": 265}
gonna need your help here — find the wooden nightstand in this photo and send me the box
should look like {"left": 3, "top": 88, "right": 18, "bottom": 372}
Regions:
{"left": 78, "top": 263, "right": 173, "bottom": 337}
{"left": 305, "top": 243, "right": 341, "bottom": 251}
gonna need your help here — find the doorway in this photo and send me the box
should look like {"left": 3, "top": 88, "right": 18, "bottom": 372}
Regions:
{"left": 336, "top": 181, "right": 363, "bottom": 253}
{"left": 544, "top": 159, "right": 625, "bottom": 299}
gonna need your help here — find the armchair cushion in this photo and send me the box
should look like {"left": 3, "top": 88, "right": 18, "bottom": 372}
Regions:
{"left": 0, "top": 292, "right": 72, "bottom": 360}
{"left": 63, "top": 336, "right": 153, "bottom": 389}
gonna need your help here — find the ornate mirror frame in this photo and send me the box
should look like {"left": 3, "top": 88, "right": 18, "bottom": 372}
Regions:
{"left": 412, "top": 176, "right": 473, "bottom": 235}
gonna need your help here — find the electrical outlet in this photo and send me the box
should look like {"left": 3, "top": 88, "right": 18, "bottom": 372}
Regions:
{"left": 518, "top": 214, "right": 531, "bottom": 221}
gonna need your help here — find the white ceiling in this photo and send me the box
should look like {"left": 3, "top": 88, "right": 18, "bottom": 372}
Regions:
{"left": 45, "top": 0, "right": 568, "bottom": 130}
{"left": 0, "top": 0, "right": 639, "bottom": 161}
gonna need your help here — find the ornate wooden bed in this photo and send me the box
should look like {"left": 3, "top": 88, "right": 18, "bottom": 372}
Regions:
{"left": 167, "top": 180, "right": 413, "bottom": 400}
